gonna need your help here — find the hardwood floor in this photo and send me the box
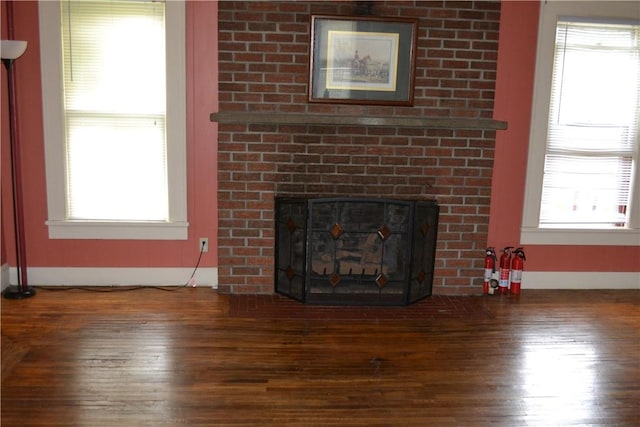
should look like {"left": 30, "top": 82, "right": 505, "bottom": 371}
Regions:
{"left": 2, "top": 287, "right": 639, "bottom": 426}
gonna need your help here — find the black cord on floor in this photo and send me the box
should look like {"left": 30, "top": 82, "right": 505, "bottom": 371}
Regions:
{"left": 37, "top": 285, "right": 183, "bottom": 292}
{"left": 21, "top": 242, "right": 208, "bottom": 293}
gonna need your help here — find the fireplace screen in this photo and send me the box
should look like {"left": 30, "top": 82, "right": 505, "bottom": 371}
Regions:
{"left": 276, "top": 197, "right": 439, "bottom": 305}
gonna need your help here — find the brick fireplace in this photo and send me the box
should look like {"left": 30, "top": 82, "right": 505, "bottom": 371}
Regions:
{"left": 214, "top": 1, "right": 503, "bottom": 295}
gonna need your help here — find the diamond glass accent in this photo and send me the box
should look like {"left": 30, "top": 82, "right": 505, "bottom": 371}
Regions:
{"left": 330, "top": 273, "right": 341, "bottom": 287}
{"left": 285, "top": 266, "right": 295, "bottom": 281}
{"left": 329, "top": 223, "right": 343, "bottom": 239}
{"left": 287, "top": 218, "right": 297, "bottom": 233}
{"left": 375, "top": 273, "right": 389, "bottom": 288}
{"left": 377, "top": 225, "right": 391, "bottom": 240}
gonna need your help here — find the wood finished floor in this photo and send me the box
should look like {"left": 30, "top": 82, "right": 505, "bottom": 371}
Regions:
{"left": 2, "top": 287, "right": 639, "bottom": 426}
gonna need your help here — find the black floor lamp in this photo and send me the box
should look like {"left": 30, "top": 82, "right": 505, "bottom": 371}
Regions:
{"left": 2, "top": 39, "right": 35, "bottom": 300}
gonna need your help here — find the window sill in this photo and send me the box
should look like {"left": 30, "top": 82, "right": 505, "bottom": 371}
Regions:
{"left": 46, "top": 220, "right": 189, "bottom": 240}
{"left": 520, "top": 227, "right": 640, "bottom": 246}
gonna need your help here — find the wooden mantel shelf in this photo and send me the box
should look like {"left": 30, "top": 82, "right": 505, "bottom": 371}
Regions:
{"left": 210, "top": 111, "right": 508, "bottom": 131}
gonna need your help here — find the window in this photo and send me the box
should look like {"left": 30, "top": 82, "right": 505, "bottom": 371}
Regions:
{"left": 542, "top": 18, "right": 639, "bottom": 228}
{"left": 522, "top": 1, "right": 640, "bottom": 245}
{"left": 39, "top": 0, "right": 187, "bottom": 239}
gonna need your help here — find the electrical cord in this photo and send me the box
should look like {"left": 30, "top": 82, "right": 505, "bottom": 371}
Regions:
{"left": 37, "top": 285, "right": 182, "bottom": 292}
{"left": 184, "top": 240, "right": 206, "bottom": 287}
{"left": 35, "top": 240, "right": 208, "bottom": 292}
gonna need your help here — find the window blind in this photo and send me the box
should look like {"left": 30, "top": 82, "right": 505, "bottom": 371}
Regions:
{"left": 61, "top": 0, "right": 169, "bottom": 221}
{"left": 540, "top": 18, "right": 639, "bottom": 228}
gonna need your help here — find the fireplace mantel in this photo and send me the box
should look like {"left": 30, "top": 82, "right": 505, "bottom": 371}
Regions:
{"left": 210, "top": 111, "right": 508, "bottom": 131}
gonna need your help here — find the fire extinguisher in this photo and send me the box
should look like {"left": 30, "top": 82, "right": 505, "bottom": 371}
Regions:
{"left": 510, "top": 248, "right": 526, "bottom": 295}
{"left": 483, "top": 247, "right": 497, "bottom": 294}
{"left": 498, "top": 246, "right": 513, "bottom": 295}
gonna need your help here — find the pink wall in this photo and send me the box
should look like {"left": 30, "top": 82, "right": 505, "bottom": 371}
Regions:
{"left": 2, "top": 0, "right": 637, "bottom": 281}
{"left": 489, "top": 0, "right": 640, "bottom": 272}
{"left": 1, "top": 1, "right": 218, "bottom": 270}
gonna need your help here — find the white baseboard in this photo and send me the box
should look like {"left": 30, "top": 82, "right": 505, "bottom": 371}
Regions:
{"left": 1, "top": 263, "right": 9, "bottom": 291}
{"left": 4, "top": 267, "right": 218, "bottom": 289}
{"left": 4, "top": 268, "right": 637, "bottom": 291}
{"left": 522, "top": 271, "right": 640, "bottom": 289}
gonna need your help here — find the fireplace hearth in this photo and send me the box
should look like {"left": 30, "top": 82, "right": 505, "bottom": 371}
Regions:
{"left": 275, "top": 197, "right": 439, "bottom": 305}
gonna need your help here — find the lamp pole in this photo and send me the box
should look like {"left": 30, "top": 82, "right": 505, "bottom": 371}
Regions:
{"left": 2, "top": 39, "right": 34, "bottom": 299}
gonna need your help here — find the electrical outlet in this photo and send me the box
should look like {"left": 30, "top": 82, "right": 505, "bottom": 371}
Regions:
{"left": 199, "top": 237, "right": 209, "bottom": 253}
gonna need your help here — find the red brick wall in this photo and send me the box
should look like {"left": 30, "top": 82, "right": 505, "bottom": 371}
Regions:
{"left": 216, "top": 1, "right": 501, "bottom": 295}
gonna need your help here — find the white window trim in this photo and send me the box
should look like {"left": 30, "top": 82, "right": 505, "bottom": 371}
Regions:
{"left": 521, "top": 0, "right": 640, "bottom": 246}
{"left": 38, "top": 0, "right": 188, "bottom": 240}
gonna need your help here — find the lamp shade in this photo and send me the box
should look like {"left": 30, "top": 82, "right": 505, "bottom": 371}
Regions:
{"left": 1, "top": 40, "right": 27, "bottom": 60}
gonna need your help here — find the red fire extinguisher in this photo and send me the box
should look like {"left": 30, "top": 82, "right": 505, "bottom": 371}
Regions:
{"left": 483, "top": 247, "right": 497, "bottom": 294}
{"left": 498, "top": 247, "right": 513, "bottom": 295}
{"left": 510, "top": 248, "right": 526, "bottom": 295}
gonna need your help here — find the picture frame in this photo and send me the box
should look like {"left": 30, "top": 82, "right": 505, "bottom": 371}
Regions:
{"left": 308, "top": 15, "right": 418, "bottom": 106}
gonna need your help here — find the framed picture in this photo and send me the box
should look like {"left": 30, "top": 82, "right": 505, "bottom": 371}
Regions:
{"left": 308, "top": 15, "right": 418, "bottom": 106}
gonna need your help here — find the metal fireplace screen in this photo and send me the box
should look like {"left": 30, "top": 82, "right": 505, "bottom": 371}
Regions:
{"left": 275, "top": 197, "right": 439, "bottom": 305}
